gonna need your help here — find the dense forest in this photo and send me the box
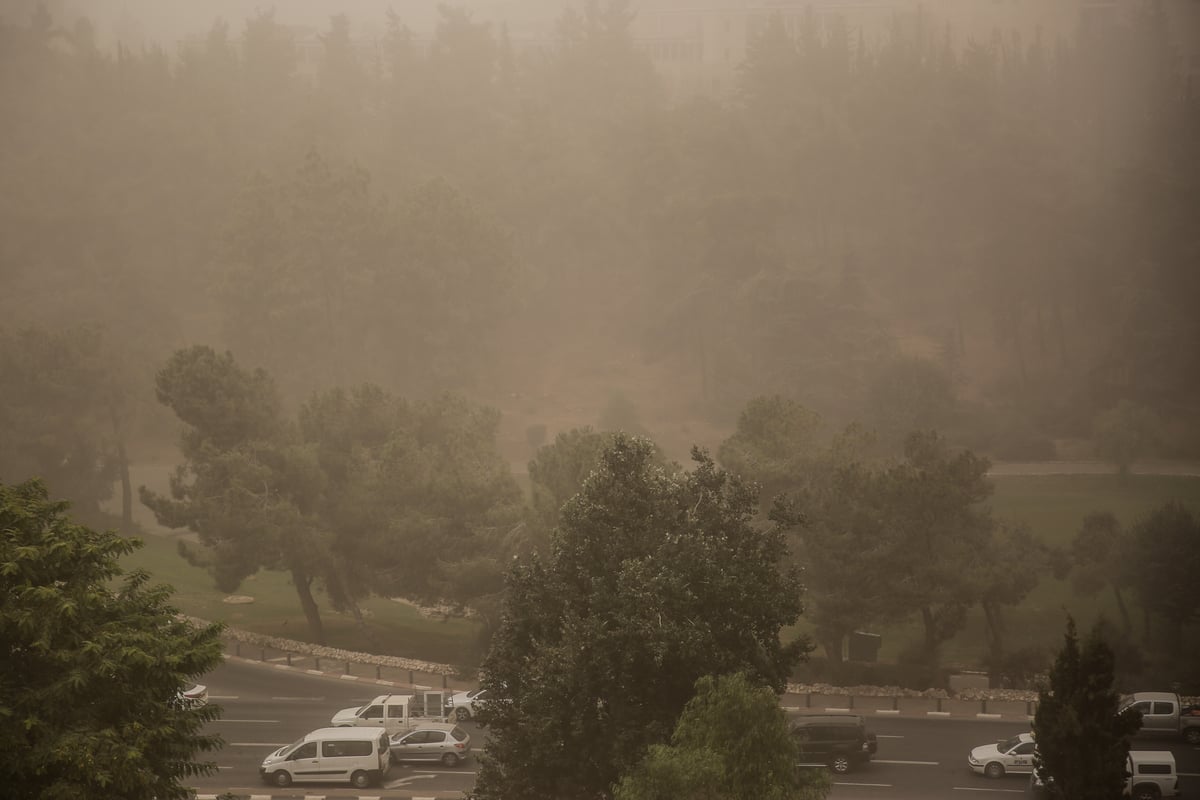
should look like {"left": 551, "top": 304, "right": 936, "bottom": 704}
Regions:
{"left": 3, "top": 1, "right": 1197, "bottom": 475}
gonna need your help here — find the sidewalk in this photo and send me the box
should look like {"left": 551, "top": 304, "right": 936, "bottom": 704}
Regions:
{"left": 783, "top": 690, "right": 1036, "bottom": 722}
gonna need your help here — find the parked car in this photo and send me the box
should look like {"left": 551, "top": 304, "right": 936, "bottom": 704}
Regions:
{"left": 445, "top": 687, "right": 488, "bottom": 721}
{"left": 389, "top": 722, "right": 471, "bottom": 767}
{"left": 969, "top": 732, "right": 1036, "bottom": 778}
{"left": 177, "top": 682, "right": 208, "bottom": 708}
{"left": 1026, "top": 750, "right": 1179, "bottom": 799}
{"left": 259, "top": 726, "right": 391, "bottom": 789}
{"left": 790, "top": 713, "right": 877, "bottom": 774}
{"left": 1121, "top": 692, "right": 1200, "bottom": 745}
{"left": 331, "top": 693, "right": 444, "bottom": 735}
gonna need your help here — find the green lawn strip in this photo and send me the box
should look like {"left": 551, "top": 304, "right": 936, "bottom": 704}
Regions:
{"left": 119, "top": 473, "right": 1200, "bottom": 674}
{"left": 120, "top": 532, "right": 480, "bottom": 665}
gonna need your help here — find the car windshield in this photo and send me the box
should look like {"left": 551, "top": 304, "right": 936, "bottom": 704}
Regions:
{"left": 466, "top": 688, "right": 485, "bottom": 699}
{"left": 281, "top": 736, "right": 307, "bottom": 757}
{"left": 999, "top": 736, "right": 1024, "bottom": 752}
{"left": 450, "top": 726, "right": 468, "bottom": 741}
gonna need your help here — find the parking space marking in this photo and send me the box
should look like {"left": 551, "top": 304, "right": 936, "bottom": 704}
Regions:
{"left": 833, "top": 781, "right": 892, "bottom": 787}
{"left": 952, "top": 787, "right": 1026, "bottom": 793}
{"left": 213, "top": 719, "right": 280, "bottom": 724}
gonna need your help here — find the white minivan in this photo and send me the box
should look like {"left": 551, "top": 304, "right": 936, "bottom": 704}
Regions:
{"left": 260, "top": 726, "right": 390, "bottom": 789}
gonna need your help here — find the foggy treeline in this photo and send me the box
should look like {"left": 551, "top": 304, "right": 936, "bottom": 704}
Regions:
{"left": 2, "top": 1, "right": 1198, "bottom": 481}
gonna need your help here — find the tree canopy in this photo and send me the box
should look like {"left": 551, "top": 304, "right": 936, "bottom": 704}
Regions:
{"left": 1032, "top": 616, "right": 1141, "bottom": 800}
{"left": 0, "top": 479, "right": 225, "bottom": 800}
{"left": 473, "top": 434, "right": 810, "bottom": 800}
{"left": 613, "top": 672, "right": 830, "bottom": 800}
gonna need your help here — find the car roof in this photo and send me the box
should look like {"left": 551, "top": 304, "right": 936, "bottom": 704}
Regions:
{"left": 396, "top": 722, "right": 460, "bottom": 733}
{"left": 1130, "top": 750, "right": 1176, "bottom": 762}
{"left": 368, "top": 694, "right": 413, "bottom": 704}
{"left": 304, "top": 726, "right": 388, "bottom": 741}
{"left": 1126, "top": 692, "right": 1178, "bottom": 703}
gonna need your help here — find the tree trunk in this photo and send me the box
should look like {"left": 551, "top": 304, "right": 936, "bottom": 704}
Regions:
{"left": 982, "top": 600, "right": 1004, "bottom": 688}
{"left": 1113, "top": 586, "right": 1132, "bottom": 634}
{"left": 921, "top": 606, "right": 938, "bottom": 659}
{"left": 291, "top": 566, "right": 325, "bottom": 645}
{"left": 108, "top": 405, "right": 133, "bottom": 531}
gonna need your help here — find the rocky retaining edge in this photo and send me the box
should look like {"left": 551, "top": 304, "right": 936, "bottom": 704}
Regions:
{"left": 179, "top": 616, "right": 1197, "bottom": 706}
{"left": 179, "top": 615, "right": 457, "bottom": 676}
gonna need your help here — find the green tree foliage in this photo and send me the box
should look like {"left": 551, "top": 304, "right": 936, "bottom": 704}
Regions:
{"left": 473, "top": 435, "right": 810, "bottom": 800}
{"left": 883, "top": 431, "right": 994, "bottom": 661}
{"left": 1125, "top": 502, "right": 1200, "bottom": 654}
{"left": 1070, "top": 511, "right": 1134, "bottom": 633}
{"left": 144, "top": 346, "right": 522, "bottom": 647}
{"left": 525, "top": 427, "right": 614, "bottom": 553}
{"left": 864, "top": 356, "right": 959, "bottom": 452}
{"left": 1093, "top": 400, "right": 1160, "bottom": 478}
{"left": 613, "top": 672, "right": 830, "bottom": 800}
{"left": 0, "top": 479, "right": 225, "bottom": 800}
{"left": 139, "top": 346, "right": 332, "bottom": 639}
{"left": 1032, "top": 617, "right": 1141, "bottom": 800}
{"left": 0, "top": 326, "right": 128, "bottom": 521}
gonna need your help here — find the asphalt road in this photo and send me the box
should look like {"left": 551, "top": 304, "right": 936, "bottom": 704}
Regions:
{"left": 192, "top": 658, "right": 1200, "bottom": 799}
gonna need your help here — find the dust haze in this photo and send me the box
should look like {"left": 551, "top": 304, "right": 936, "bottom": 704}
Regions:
{"left": 3, "top": 0, "right": 1199, "bottom": 468}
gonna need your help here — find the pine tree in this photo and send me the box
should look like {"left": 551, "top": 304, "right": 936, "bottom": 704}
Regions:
{"left": 1032, "top": 617, "right": 1141, "bottom": 800}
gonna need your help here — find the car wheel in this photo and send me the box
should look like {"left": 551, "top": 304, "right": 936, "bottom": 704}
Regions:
{"left": 272, "top": 770, "right": 292, "bottom": 788}
{"left": 1184, "top": 727, "right": 1200, "bottom": 745}
{"left": 455, "top": 707, "right": 471, "bottom": 721}
{"left": 1131, "top": 785, "right": 1160, "bottom": 800}
{"left": 350, "top": 770, "right": 371, "bottom": 789}
{"left": 829, "top": 755, "right": 851, "bottom": 774}
{"left": 442, "top": 752, "right": 460, "bottom": 767}
{"left": 984, "top": 762, "right": 1005, "bottom": 779}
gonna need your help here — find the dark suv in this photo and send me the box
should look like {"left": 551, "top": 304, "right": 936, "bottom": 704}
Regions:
{"left": 790, "top": 714, "right": 878, "bottom": 774}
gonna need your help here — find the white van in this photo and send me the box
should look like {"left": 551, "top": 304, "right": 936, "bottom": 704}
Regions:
{"left": 259, "top": 726, "right": 390, "bottom": 789}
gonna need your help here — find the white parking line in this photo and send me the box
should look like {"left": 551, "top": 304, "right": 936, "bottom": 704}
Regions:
{"left": 875, "top": 734, "right": 904, "bottom": 739}
{"left": 208, "top": 695, "right": 238, "bottom": 700}
{"left": 834, "top": 781, "right": 892, "bottom": 787}
{"left": 212, "top": 719, "right": 280, "bottom": 724}
{"left": 272, "top": 696, "right": 325, "bottom": 701}
{"left": 952, "top": 787, "right": 1027, "bottom": 793}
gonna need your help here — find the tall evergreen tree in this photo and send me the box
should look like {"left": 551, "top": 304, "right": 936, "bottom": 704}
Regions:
{"left": 1032, "top": 616, "right": 1141, "bottom": 800}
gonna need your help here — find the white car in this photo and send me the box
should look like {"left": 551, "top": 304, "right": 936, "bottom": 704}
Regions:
{"left": 177, "top": 683, "right": 208, "bottom": 708}
{"left": 445, "top": 688, "right": 489, "bottom": 721}
{"left": 968, "top": 732, "right": 1036, "bottom": 778}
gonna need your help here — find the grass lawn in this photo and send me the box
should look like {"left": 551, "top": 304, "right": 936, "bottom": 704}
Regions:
{"left": 121, "top": 532, "right": 481, "bottom": 666}
{"left": 119, "top": 472, "right": 1200, "bottom": 674}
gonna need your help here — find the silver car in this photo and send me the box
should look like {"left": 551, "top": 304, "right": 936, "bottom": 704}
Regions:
{"left": 389, "top": 723, "right": 471, "bottom": 767}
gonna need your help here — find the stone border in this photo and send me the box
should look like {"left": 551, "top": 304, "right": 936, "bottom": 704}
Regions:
{"left": 180, "top": 615, "right": 458, "bottom": 676}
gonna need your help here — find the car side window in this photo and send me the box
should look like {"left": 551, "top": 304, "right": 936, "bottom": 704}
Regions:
{"left": 291, "top": 742, "right": 318, "bottom": 760}
{"left": 426, "top": 731, "right": 446, "bottom": 743}
{"left": 1015, "top": 742, "right": 1035, "bottom": 755}
{"left": 322, "top": 742, "right": 342, "bottom": 757}
{"left": 388, "top": 706, "right": 406, "bottom": 718}
{"left": 1138, "top": 764, "right": 1172, "bottom": 775}
{"left": 401, "top": 731, "right": 427, "bottom": 745}
{"left": 362, "top": 704, "right": 383, "bottom": 718}
{"left": 808, "top": 726, "right": 832, "bottom": 741}
{"left": 1132, "top": 701, "right": 1152, "bottom": 714}
{"left": 1151, "top": 702, "right": 1174, "bottom": 715}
